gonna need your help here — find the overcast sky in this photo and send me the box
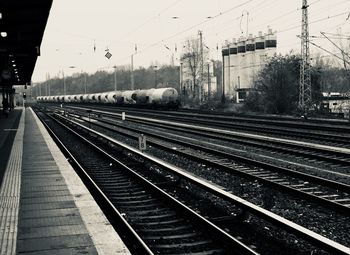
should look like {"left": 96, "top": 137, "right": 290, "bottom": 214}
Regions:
{"left": 32, "top": 0, "right": 350, "bottom": 82}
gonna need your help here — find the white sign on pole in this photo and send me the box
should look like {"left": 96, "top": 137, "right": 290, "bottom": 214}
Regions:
{"left": 122, "top": 112, "right": 125, "bottom": 121}
{"left": 138, "top": 134, "right": 146, "bottom": 151}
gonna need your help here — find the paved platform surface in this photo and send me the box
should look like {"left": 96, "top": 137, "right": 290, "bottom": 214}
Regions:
{"left": 0, "top": 109, "right": 22, "bottom": 188}
{"left": 0, "top": 108, "right": 130, "bottom": 255}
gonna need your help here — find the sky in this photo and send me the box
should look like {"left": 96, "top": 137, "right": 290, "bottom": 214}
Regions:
{"left": 32, "top": 0, "right": 350, "bottom": 82}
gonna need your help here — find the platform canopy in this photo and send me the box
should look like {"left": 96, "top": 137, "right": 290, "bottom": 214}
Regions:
{"left": 0, "top": 0, "right": 52, "bottom": 89}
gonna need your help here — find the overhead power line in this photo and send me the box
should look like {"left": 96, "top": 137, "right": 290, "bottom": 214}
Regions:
{"left": 114, "top": 0, "right": 256, "bottom": 63}
{"left": 275, "top": 11, "right": 350, "bottom": 34}
{"left": 122, "top": 0, "right": 184, "bottom": 38}
{"left": 309, "top": 41, "right": 350, "bottom": 65}
{"left": 320, "top": 32, "right": 350, "bottom": 62}
{"left": 205, "top": 0, "right": 348, "bottom": 46}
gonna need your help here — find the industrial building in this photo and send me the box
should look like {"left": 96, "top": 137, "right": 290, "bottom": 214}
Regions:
{"left": 222, "top": 28, "right": 277, "bottom": 103}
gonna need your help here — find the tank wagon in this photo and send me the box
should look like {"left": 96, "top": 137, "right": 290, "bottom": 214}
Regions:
{"left": 37, "top": 87, "right": 179, "bottom": 109}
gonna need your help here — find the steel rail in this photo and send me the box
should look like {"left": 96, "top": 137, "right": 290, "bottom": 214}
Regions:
{"left": 65, "top": 104, "right": 350, "bottom": 135}
{"left": 36, "top": 109, "right": 257, "bottom": 255}
{"left": 70, "top": 111, "right": 350, "bottom": 214}
{"left": 51, "top": 110, "right": 350, "bottom": 255}
{"left": 34, "top": 110, "right": 154, "bottom": 255}
{"left": 62, "top": 106, "right": 350, "bottom": 161}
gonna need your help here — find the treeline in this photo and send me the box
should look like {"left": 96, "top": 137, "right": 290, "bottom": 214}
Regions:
{"left": 33, "top": 54, "right": 349, "bottom": 115}
{"left": 33, "top": 65, "right": 180, "bottom": 97}
{"left": 245, "top": 53, "right": 350, "bottom": 114}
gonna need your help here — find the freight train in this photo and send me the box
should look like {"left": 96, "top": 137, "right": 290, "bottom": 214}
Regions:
{"left": 37, "top": 87, "right": 180, "bottom": 109}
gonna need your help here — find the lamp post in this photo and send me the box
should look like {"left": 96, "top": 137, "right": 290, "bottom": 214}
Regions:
{"left": 69, "top": 66, "right": 76, "bottom": 95}
{"left": 153, "top": 65, "right": 158, "bottom": 88}
{"left": 62, "top": 70, "right": 66, "bottom": 95}
{"left": 131, "top": 54, "right": 134, "bottom": 90}
{"left": 113, "top": 65, "right": 117, "bottom": 91}
{"left": 45, "top": 73, "right": 51, "bottom": 96}
{"left": 207, "top": 61, "right": 211, "bottom": 101}
{"left": 221, "top": 49, "right": 225, "bottom": 103}
{"left": 83, "top": 72, "right": 87, "bottom": 94}
{"left": 78, "top": 69, "right": 87, "bottom": 93}
{"left": 180, "top": 62, "right": 183, "bottom": 95}
{"left": 63, "top": 66, "right": 76, "bottom": 95}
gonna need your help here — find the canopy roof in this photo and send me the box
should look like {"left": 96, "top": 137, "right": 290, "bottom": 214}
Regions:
{"left": 0, "top": 0, "right": 52, "bottom": 88}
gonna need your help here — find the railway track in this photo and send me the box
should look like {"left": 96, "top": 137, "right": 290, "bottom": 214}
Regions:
{"left": 63, "top": 104, "right": 350, "bottom": 147}
{"left": 179, "top": 108, "right": 350, "bottom": 126}
{"left": 58, "top": 105, "right": 350, "bottom": 170}
{"left": 34, "top": 106, "right": 350, "bottom": 254}
{"left": 59, "top": 106, "right": 350, "bottom": 213}
{"left": 35, "top": 109, "right": 252, "bottom": 254}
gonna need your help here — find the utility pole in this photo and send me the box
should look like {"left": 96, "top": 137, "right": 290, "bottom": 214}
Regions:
{"left": 63, "top": 71, "right": 66, "bottom": 96}
{"left": 199, "top": 30, "right": 203, "bottom": 102}
{"left": 227, "top": 43, "right": 230, "bottom": 101}
{"left": 336, "top": 28, "right": 350, "bottom": 70}
{"left": 207, "top": 62, "right": 211, "bottom": 100}
{"left": 48, "top": 73, "right": 51, "bottom": 96}
{"left": 84, "top": 72, "right": 87, "bottom": 93}
{"left": 45, "top": 73, "right": 48, "bottom": 96}
{"left": 113, "top": 66, "right": 117, "bottom": 91}
{"left": 321, "top": 30, "right": 350, "bottom": 70}
{"left": 299, "top": 0, "right": 311, "bottom": 114}
{"left": 45, "top": 73, "right": 50, "bottom": 96}
{"left": 131, "top": 55, "right": 134, "bottom": 90}
{"left": 154, "top": 66, "right": 158, "bottom": 88}
{"left": 222, "top": 48, "right": 225, "bottom": 103}
{"left": 180, "top": 62, "right": 183, "bottom": 96}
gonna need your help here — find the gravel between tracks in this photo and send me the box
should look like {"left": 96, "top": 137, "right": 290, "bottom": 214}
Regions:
{"left": 69, "top": 115, "right": 350, "bottom": 252}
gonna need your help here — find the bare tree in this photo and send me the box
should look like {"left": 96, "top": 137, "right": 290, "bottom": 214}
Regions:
{"left": 181, "top": 34, "right": 208, "bottom": 102}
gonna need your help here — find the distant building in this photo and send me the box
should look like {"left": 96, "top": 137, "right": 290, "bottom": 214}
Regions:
{"left": 222, "top": 28, "right": 277, "bottom": 103}
{"left": 321, "top": 92, "right": 350, "bottom": 118}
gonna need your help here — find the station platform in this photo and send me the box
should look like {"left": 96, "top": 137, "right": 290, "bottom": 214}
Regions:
{"left": 0, "top": 108, "right": 130, "bottom": 255}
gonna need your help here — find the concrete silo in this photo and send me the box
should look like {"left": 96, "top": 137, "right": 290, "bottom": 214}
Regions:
{"left": 229, "top": 39, "right": 238, "bottom": 97}
{"left": 236, "top": 34, "right": 256, "bottom": 103}
{"left": 255, "top": 31, "right": 266, "bottom": 76}
{"left": 222, "top": 40, "right": 230, "bottom": 97}
{"left": 265, "top": 28, "right": 277, "bottom": 59}
{"left": 236, "top": 36, "right": 247, "bottom": 101}
{"left": 222, "top": 27, "right": 277, "bottom": 103}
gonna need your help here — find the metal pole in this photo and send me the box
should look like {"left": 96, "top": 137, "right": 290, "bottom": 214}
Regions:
{"left": 84, "top": 73, "right": 87, "bottom": 93}
{"left": 227, "top": 43, "right": 230, "bottom": 99}
{"left": 237, "top": 76, "right": 241, "bottom": 103}
{"left": 199, "top": 30, "right": 203, "bottom": 102}
{"left": 221, "top": 49, "right": 225, "bottom": 103}
{"left": 208, "top": 62, "right": 211, "bottom": 100}
{"left": 131, "top": 54, "right": 134, "bottom": 90}
{"left": 63, "top": 71, "right": 66, "bottom": 96}
{"left": 154, "top": 66, "right": 158, "bottom": 88}
{"left": 114, "top": 66, "right": 117, "bottom": 91}
{"left": 45, "top": 73, "right": 49, "bottom": 96}
{"left": 180, "top": 62, "right": 183, "bottom": 95}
